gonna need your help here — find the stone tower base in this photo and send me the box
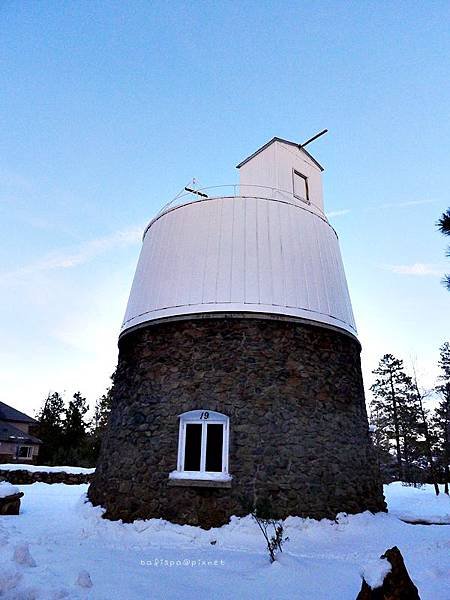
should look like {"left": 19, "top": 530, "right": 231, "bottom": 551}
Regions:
{"left": 88, "top": 316, "right": 386, "bottom": 528}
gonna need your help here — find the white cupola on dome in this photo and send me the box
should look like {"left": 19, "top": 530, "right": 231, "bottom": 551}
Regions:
{"left": 121, "top": 136, "right": 356, "bottom": 338}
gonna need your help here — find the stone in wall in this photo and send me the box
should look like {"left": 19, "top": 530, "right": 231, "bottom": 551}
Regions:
{"left": 0, "top": 469, "right": 93, "bottom": 486}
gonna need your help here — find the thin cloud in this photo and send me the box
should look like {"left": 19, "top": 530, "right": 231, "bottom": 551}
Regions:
{"left": 0, "top": 168, "right": 33, "bottom": 192}
{"left": 382, "top": 262, "right": 443, "bottom": 276}
{"left": 366, "top": 198, "right": 438, "bottom": 211}
{"left": 326, "top": 209, "right": 351, "bottom": 218}
{"left": 0, "top": 225, "right": 143, "bottom": 283}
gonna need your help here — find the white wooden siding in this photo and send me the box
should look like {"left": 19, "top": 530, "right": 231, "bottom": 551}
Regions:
{"left": 121, "top": 195, "right": 357, "bottom": 337}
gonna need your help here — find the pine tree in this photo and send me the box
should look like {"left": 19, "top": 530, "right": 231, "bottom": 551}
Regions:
{"left": 437, "top": 208, "right": 450, "bottom": 290}
{"left": 35, "top": 392, "right": 65, "bottom": 464}
{"left": 437, "top": 341, "right": 450, "bottom": 378}
{"left": 54, "top": 391, "right": 90, "bottom": 466}
{"left": 89, "top": 387, "right": 113, "bottom": 460}
{"left": 85, "top": 369, "right": 116, "bottom": 465}
{"left": 433, "top": 342, "right": 450, "bottom": 493}
{"left": 433, "top": 387, "right": 450, "bottom": 494}
{"left": 369, "top": 406, "right": 393, "bottom": 476}
{"left": 370, "top": 355, "right": 418, "bottom": 480}
{"left": 397, "top": 398, "right": 422, "bottom": 485}
{"left": 408, "top": 366, "right": 440, "bottom": 494}
{"left": 64, "top": 392, "right": 89, "bottom": 447}
{"left": 93, "top": 388, "right": 112, "bottom": 432}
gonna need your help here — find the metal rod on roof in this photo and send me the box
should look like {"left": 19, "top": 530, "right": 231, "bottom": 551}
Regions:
{"left": 300, "top": 129, "right": 328, "bottom": 148}
{"left": 185, "top": 187, "right": 209, "bottom": 198}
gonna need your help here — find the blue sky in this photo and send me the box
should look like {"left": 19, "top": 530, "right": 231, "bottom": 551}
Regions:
{"left": 1, "top": 1, "right": 448, "bottom": 415}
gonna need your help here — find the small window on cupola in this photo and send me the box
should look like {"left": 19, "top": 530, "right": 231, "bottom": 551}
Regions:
{"left": 293, "top": 169, "right": 310, "bottom": 204}
{"left": 169, "top": 410, "right": 231, "bottom": 485}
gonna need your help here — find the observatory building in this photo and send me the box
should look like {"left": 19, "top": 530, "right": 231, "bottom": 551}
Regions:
{"left": 89, "top": 137, "right": 385, "bottom": 527}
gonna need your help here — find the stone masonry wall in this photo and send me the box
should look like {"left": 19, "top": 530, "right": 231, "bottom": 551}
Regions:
{"left": 0, "top": 469, "right": 93, "bottom": 485}
{"left": 88, "top": 316, "right": 386, "bottom": 528}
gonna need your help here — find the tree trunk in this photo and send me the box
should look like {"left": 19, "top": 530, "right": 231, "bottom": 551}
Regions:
{"left": 402, "top": 433, "right": 412, "bottom": 485}
{"left": 390, "top": 373, "right": 403, "bottom": 480}
{"left": 444, "top": 406, "right": 449, "bottom": 495}
{"left": 412, "top": 376, "right": 439, "bottom": 496}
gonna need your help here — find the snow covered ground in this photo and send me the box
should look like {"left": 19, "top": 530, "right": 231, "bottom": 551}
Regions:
{"left": 384, "top": 481, "right": 450, "bottom": 524}
{"left": 0, "top": 482, "right": 448, "bottom": 599}
{"left": 0, "top": 482, "right": 19, "bottom": 498}
{"left": 0, "top": 464, "right": 95, "bottom": 475}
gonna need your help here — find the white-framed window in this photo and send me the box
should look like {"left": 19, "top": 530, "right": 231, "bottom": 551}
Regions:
{"left": 292, "top": 169, "right": 310, "bottom": 203}
{"left": 171, "top": 410, "right": 230, "bottom": 481}
{"left": 17, "top": 445, "right": 33, "bottom": 459}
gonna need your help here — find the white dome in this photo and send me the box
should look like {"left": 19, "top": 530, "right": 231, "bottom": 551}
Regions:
{"left": 121, "top": 193, "right": 357, "bottom": 338}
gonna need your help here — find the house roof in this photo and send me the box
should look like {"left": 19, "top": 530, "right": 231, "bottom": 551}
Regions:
{"left": 0, "top": 401, "right": 38, "bottom": 424}
{"left": 0, "top": 420, "right": 42, "bottom": 445}
{"left": 236, "top": 137, "right": 324, "bottom": 172}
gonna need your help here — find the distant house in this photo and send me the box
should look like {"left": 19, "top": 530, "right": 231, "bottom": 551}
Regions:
{"left": 0, "top": 401, "right": 42, "bottom": 463}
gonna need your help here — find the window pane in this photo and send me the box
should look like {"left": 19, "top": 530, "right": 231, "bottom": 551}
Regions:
{"left": 184, "top": 424, "right": 202, "bottom": 471}
{"left": 293, "top": 172, "right": 308, "bottom": 201}
{"left": 205, "top": 424, "right": 223, "bottom": 472}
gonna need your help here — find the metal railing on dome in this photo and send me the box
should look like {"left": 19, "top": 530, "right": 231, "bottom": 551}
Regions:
{"left": 155, "top": 183, "right": 325, "bottom": 219}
